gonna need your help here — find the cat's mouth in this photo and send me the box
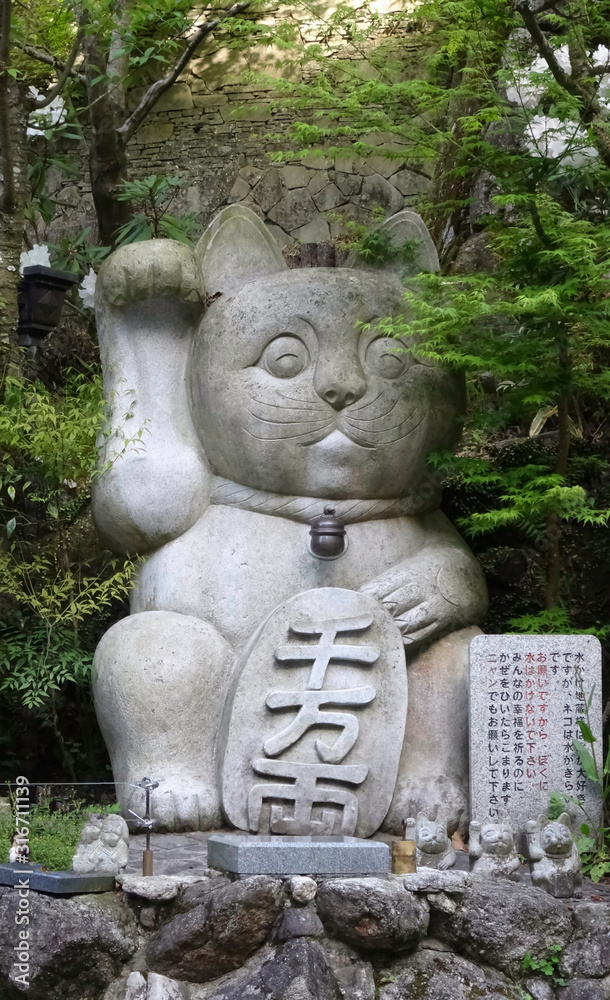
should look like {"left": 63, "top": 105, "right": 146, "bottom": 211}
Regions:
{"left": 311, "top": 429, "right": 374, "bottom": 450}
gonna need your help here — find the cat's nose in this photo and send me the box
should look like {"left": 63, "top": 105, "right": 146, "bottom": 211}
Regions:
{"left": 314, "top": 357, "right": 367, "bottom": 410}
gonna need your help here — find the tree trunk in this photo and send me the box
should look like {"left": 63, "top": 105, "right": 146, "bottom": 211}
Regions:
{"left": 82, "top": 31, "right": 132, "bottom": 246}
{"left": 545, "top": 346, "right": 571, "bottom": 610}
{"left": 424, "top": 22, "right": 512, "bottom": 271}
{"left": 0, "top": 10, "right": 27, "bottom": 353}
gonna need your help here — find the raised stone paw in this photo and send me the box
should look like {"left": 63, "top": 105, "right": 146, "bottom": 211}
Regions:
{"left": 97, "top": 239, "right": 203, "bottom": 310}
{"left": 124, "top": 776, "right": 221, "bottom": 833}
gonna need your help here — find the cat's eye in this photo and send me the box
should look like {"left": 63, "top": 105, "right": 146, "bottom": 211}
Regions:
{"left": 259, "top": 335, "right": 310, "bottom": 379}
{"left": 365, "top": 337, "right": 409, "bottom": 379}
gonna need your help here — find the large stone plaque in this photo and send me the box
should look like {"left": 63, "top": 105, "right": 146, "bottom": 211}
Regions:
{"left": 220, "top": 588, "right": 407, "bottom": 838}
{"left": 470, "top": 634, "right": 602, "bottom": 831}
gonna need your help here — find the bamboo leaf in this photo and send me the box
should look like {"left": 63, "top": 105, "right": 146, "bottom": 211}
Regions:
{"left": 572, "top": 740, "right": 598, "bottom": 782}
{"left": 577, "top": 720, "right": 596, "bottom": 745}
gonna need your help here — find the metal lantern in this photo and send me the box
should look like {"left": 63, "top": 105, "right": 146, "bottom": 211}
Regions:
{"left": 17, "top": 265, "right": 79, "bottom": 348}
{"left": 309, "top": 506, "right": 347, "bottom": 559}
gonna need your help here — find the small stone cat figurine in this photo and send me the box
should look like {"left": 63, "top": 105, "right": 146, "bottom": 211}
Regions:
{"left": 469, "top": 816, "right": 520, "bottom": 878}
{"left": 408, "top": 811, "right": 456, "bottom": 870}
{"left": 92, "top": 204, "right": 487, "bottom": 832}
{"left": 72, "top": 813, "right": 129, "bottom": 875}
{"left": 526, "top": 813, "right": 582, "bottom": 897}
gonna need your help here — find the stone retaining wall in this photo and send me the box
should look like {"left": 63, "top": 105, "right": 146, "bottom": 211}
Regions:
{"left": 47, "top": 30, "right": 431, "bottom": 247}
{"left": 1, "top": 869, "right": 609, "bottom": 1000}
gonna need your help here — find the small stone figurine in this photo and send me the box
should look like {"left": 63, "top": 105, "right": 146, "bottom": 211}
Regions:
{"left": 526, "top": 812, "right": 582, "bottom": 897}
{"left": 411, "top": 811, "right": 456, "bottom": 870}
{"left": 469, "top": 816, "right": 520, "bottom": 878}
{"left": 8, "top": 832, "right": 29, "bottom": 864}
{"left": 72, "top": 813, "right": 129, "bottom": 875}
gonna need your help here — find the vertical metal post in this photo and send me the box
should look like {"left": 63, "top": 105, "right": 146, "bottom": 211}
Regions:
{"left": 142, "top": 783, "right": 153, "bottom": 876}
{"left": 128, "top": 777, "right": 158, "bottom": 877}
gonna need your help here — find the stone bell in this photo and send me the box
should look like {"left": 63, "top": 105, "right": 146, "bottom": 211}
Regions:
{"left": 308, "top": 506, "right": 347, "bottom": 559}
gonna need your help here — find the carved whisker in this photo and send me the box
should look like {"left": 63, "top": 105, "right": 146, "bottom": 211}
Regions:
{"left": 248, "top": 410, "right": 331, "bottom": 426}
{"left": 248, "top": 392, "right": 327, "bottom": 413}
{"left": 344, "top": 412, "right": 425, "bottom": 448}
{"left": 245, "top": 418, "right": 334, "bottom": 443}
{"left": 277, "top": 389, "right": 329, "bottom": 410}
{"left": 349, "top": 390, "right": 382, "bottom": 413}
{"left": 345, "top": 398, "right": 403, "bottom": 424}
{"left": 344, "top": 409, "right": 416, "bottom": 435}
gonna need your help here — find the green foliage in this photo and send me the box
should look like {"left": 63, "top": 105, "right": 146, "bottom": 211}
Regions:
{"left": 0, "top": 799, "right": 121, "bottom": 871}
{"left": 24, "top": 99, "right": 84, "bottom": 243}
{"left": 345, "top": 220, "right": 421, "bottom": 267}
{"left": 548, "top": 791, "right": 566, "bottom": 821}
{"left": 522, "top": 944, "right": 566, "bottom": 986}
{"left": 568, "top": 677, "right": 610, "bottom": 881}
{"left": 12, "top": 0, "right": 78, "bottom": 82}
{"left": 48, "top": 228, "right": 111, "bottom": 276}
{"left": 510, "top": 608, "right": 610, "bottom": 638}
{"left": 0, "top": 625, "right": 93, "bottom": 709}
{"left": 114, "top": 175, "right": 201, "bottom": 246}
{"left": 0, "top": 372, "right": 135, "bottom": 712}
{"left": 12, "top": 0, "right": 271, "bottom": 255}
{"left": 26, "top": 124, "right": 81, "bottom": 233}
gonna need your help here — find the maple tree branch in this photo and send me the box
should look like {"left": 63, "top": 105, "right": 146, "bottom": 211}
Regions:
{"left": 118, "top": 0, "right": 254, "bottom": 142}
{"left": 513, "top": 1, "right": 577, "bottom": 95}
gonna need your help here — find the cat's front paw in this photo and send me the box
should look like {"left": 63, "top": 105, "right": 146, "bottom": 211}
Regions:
{"left": 360, "top": 551, "right": 487, "bottom": 647}
{"left": 437, "top": 850, "right": 457, "bottom": 871}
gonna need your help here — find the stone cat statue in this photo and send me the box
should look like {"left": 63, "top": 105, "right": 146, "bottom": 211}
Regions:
{"left": 469, "top": 817, "right": 520, "bottom": 878}
{"left": 92, "top": 204, "right": 487, "bottom": 832}
{"left": 410, "top": 811, "right": 456, "bottom": 870}
{"left": 526, "top": 813, "right": 582, "bottom": 896}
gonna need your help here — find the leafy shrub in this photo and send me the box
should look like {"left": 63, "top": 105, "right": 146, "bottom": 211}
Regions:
{"left": 0, "top": 800, "right": 121, "bottom": 871}
{"left": 0, "top": 369, "right": 136, "bottom": 775}
{"left": 114, "top": 174, "right": 201, "bottom": 246}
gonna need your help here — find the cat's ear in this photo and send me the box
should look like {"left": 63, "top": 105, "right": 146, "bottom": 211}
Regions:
{"left": 416, "top": 811, "right": 428, "bottom": 824}
{"left": 196, "top": 204, "right": 287, "bottom": 296}
{"left": 538, "top": 813, "right": 549, "bottom": 829}
{"left": 558, "top": 812, "right": 572, "bottom": 829}
{"left": 435, "top": 809, "right": 448, "bottom": 833}
{"left": 500, "top": 813, "right": 514, "bottom": 833}
{"left": 344, "top": 209, "right": 439, "bottom": 279}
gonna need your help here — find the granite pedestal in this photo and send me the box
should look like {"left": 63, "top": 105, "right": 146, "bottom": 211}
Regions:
{"left": 207, "top": 833, "right": 391, "bottom": 874}
{"left": 0, "top": 862, "right": 116, "bottom": 894}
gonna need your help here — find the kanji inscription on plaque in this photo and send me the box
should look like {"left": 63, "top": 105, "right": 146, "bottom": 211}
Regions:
{"left": 221, "top": 588, "right": 407, "bottom": 838}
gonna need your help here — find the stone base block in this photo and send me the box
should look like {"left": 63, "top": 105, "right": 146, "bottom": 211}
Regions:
{"left": 207, "top": 833, "right": 390, "bottom": 874}
{"left": 0, "top": 862, "right": 117, "bottom": 894}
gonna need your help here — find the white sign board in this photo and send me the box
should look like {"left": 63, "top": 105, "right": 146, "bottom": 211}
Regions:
{"left": 470, "top": 634, "right": 602, "bottom": 831}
